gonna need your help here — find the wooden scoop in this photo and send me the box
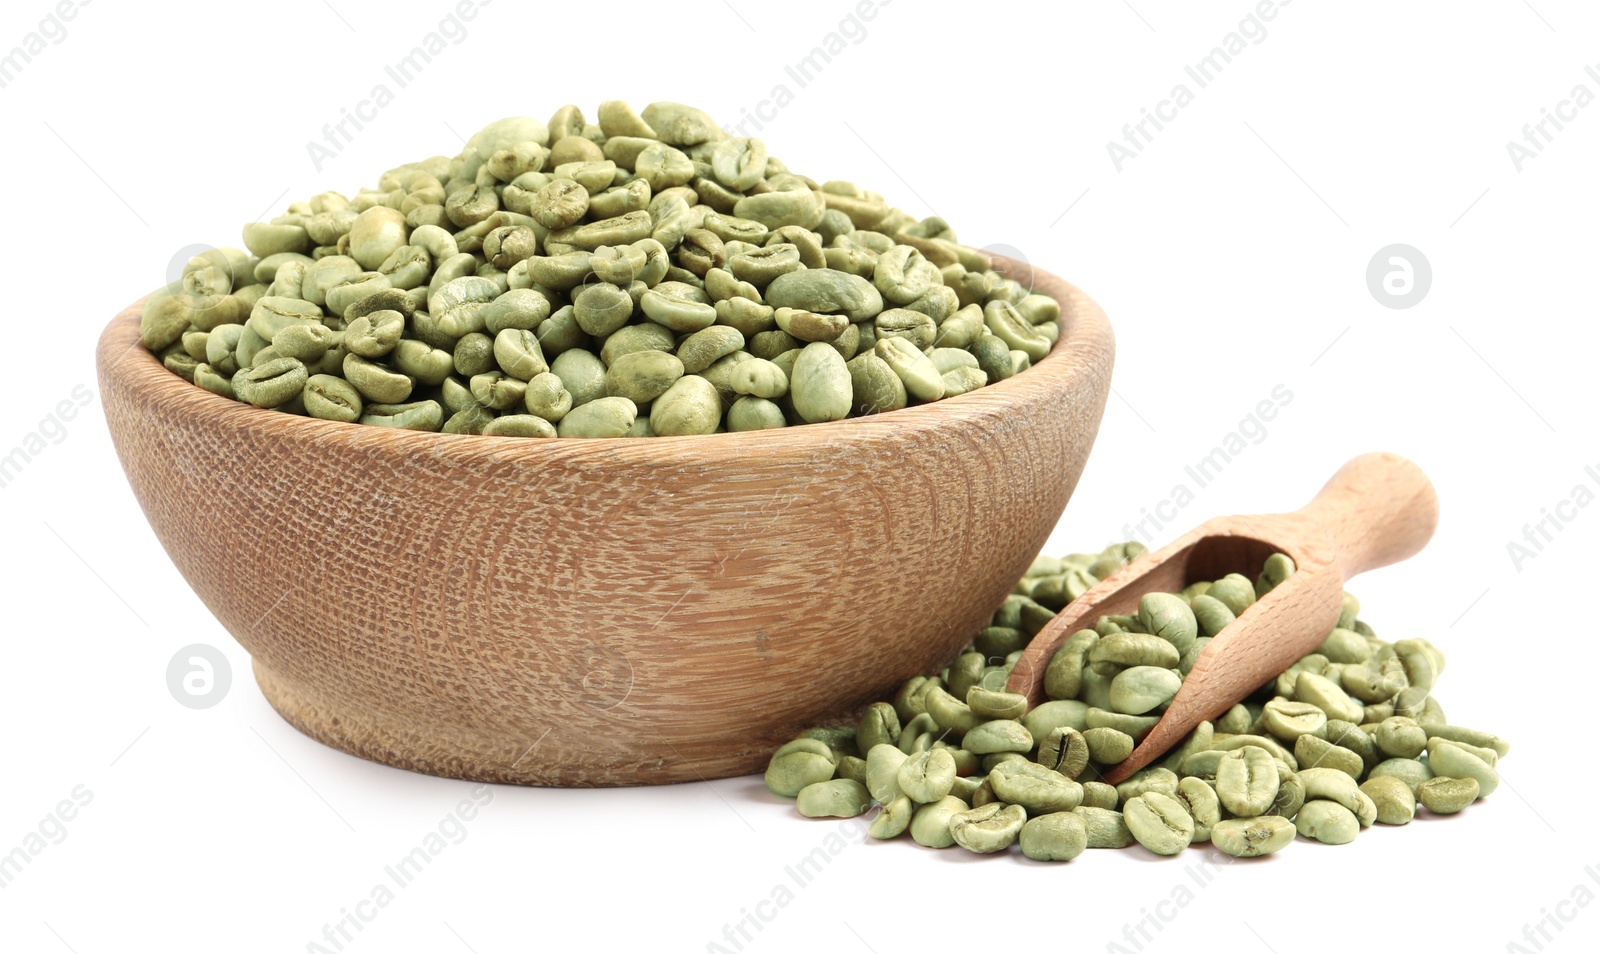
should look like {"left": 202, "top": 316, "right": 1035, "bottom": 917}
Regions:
{"left": 1006, "top": 452, "right": 1439, "bottom": 785}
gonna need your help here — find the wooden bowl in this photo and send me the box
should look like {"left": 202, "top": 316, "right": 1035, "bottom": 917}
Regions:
{"left": 97, "top": 255, "right": 1114, "bottom": 786}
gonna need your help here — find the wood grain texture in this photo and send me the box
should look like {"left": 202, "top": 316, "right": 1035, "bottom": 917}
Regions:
{"left": 1007, "top": 452, "right": 1439, "bottom": 784}
{"left": 98, "top": 255, "right": 1115, "bottom": 786}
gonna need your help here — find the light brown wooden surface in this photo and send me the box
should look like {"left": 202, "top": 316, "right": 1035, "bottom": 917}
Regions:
{"left": 1007, "top": 452, "right": 1439, "bottom": 784}
{"left": 98, "top": 255, "right": 1115, "bottom": 787}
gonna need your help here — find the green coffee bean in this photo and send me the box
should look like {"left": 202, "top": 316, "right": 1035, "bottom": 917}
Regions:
{"left": 909, "top": 795, "right": 968, "bottom": 849}
{"left": 967, "top": 688, "right": 1028, "bottom": 721}
{"left": 864, "top": 744, "right": 908, "bottom": 804}
{"left": 874, "top": 336, "right": 945, "bottom": 402}
{"left": 470, "top": 372, "right": 527, "bottom": 411}
{"left": 897, "top": 713, "right": 936, "bottom": 753}
{"left": 1137, "top": 593, "right": 1197, "bottom": 655}
{"left": 1375, "top": 717, "right": 1428, "bottom": 759}
{"left": 1022, "top": 699, "right": 1090, "bottom": 740}
{"left": 1190, "top": 595, "right": 1235, "bottom": 638}
{"left": 962, "top": 720, "right": 1033, "bottom": 755}
{"left": 1296, "top": 800, "right": 1360, "bottom": 845}
{"left": 765, "top": 739, "right": 837, "bottom": 797}
{"left": 933, "top": 741, "right": 979, "bottom": 777}
{"left": 1072, "top": 807, "right": 1133, "bottom": 848}
{"left": 1018, "top": 811, "right": 1088, "bottom": 862}
{"left": 1120, "top": 768, "right": 1184, "bottom": 803}
{"left": 556, "top": 396, "right": 637, "bottom": 437}
{"left": 1211, "top": 816, "right": 1296, "bottom": 857}
{"left": 1359, "top": 776, "right": 1416, "bottom": 825}
{"left": 1124, "top": 792, "right": 1194, "bottom": 856}
{"left": 1369, "top": 757, "right": 1433, "bottom": 794}
{"left": 1180, "top": 749, "right": 1226, "bottom": 781}
{"left": 350, "top": 394, "right": 436, "bottom": 430}
{"left": 988, "top": 760, "right": 1084, "bottom": 814}
{"left": 1295, "top": 671, "right": 1366, "bottom": 724}
{"left": 493, "top": 328, "right": 549, "bottom": 381}
{"left": 273, "top": 322, "right": 336, "bottom": 364}
{"left": 797, "top": 726, "right": 859, "bottom": 761}
{"left": 1077, "top": 781, "right": 1117, "bottom": 811}
{"left": 1085, "top": 708, "right": 1158, "bottom": 740}
{"left": 1174, "top": 777, "right": 1221, "bottom": 842}
{"left": 300, "top": 369, "right": 363, "bottom": 422}
{"left": 481, "top": 413, "right": 556, "bottom": 438}
{"left": 1109, "top": 666, "right": 1181, "bottom": 715}
{"left": 1083, "top": 726, "right": 1134, "bottom": 765}
{"left": 1217, "top": 746, "right": 1280, "bottom": 816}
{"left": 856, "top": 704, "right": 901, "bottom": 754}
{"left": 727, "top": 397, "right": 786, "bottom": 431}
{"left": 232, "top": 357, "right": 308, "bottom": 408}
{"left": 1211, "top": 734, "right": 1298, "bottom": 768}
{"left": 1044, "top": 630, "right": 1099, "bottom": 700}
{"left": 1323, "top": 720, "right": 1379, "bottom": 771}
{"left": 1199, "top": 574, "right": 1253, "bottom": 616}
{"left": 1293, "top": 735, "right": 1365, "bottom": 779}
{"left": 950, "top": 803, "right": 1027, "bottom": 854}
{"left": 789, "top": 342, "right": 852, "bottom": 423}
{"left": 869, "top": 796, "right": 914, "bottom": 840}
{"left": 897, "top": 748, "right": 957, "bottom": 804}
{"left": 797, "top": 779, "right": 873, "bottom": 818}
{"left": 1416, "top": 776, "right": 1478, "bottom": 814}
{"left": 1424, "top": 724, "right": 1510, "bottom": 759}
{"left": 1036, "top": 727, "right": 1090, "bottom": 779}
{"left": 1089, "top": 633, "right": 1179, "bottom": 670}
{"left": 1299, "top": 768, "right": 1378, "bottom": 826}
{"left": 1426, "top": 738, "right": 1498, "bottom": 798}
{"left": 1262, "top": 698, "right": 1329, "bottom": 741}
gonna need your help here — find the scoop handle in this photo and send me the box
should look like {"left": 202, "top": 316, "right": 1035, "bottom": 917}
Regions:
{"left": 1296, "top": 452, "right": 1439, "bottom": 581}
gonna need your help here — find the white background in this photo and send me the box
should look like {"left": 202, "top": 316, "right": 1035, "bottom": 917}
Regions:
{"left": 2, "top": 1, "right": 1596, "bottom": 951}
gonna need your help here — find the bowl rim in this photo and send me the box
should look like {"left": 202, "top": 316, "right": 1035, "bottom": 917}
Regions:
{"left": 98, "top": 253, "right": 1114, "bottom": 464}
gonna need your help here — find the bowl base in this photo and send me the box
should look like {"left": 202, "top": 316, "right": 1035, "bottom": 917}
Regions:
{"left": 252, "top": 659, "right": 772, "bottom": 787}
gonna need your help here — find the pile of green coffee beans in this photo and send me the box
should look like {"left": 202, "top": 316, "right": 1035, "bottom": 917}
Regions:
{"left": 140, "top": 100, "right": 1064, "bottom": 438}
{"left": 766, "top": 542, "right": 1509, "bottom": 861}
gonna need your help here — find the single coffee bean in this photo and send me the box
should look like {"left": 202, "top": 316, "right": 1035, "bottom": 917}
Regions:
{"left": 909, "top": 795, "right": 968, "bottom": 849}
{"left": 950, "top": 803, "right": 1027, "bottom": 854}
{"left": 796, "top": 779, "right": 873, "bottom": 818}
{"left": 1018, "top": 811, "right": 1088, "bottom": 862}
{"left": 988, "top": 760, "right": 1083, "bottom": 814}
{"left": 1416, "top": 775, "right": 1479, "bottom": 815}
{"left": 1359, "top": 776, "right": 1417, "bottom": 825}
{"left": 1296, "top": 799, "right": 1361, "bottom": 845}
{"left": 1216, "top": 746, "right": 1280, "bottom": 817}
{"left": 765, "top": 739, "right": 837, "bottom": 798}
{"left": 1124, "top": 792, "right": 1195, "bottom": 856}
{"left": 1211, "top": 815, "right": 1296, "bottom": 857}
{"left": 897, "top": 748, "right": 958, "bottom": 804}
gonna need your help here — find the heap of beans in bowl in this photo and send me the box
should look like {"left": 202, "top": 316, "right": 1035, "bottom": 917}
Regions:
{"left": 139, "top": 100, "right": 1063, "bottom": 437}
